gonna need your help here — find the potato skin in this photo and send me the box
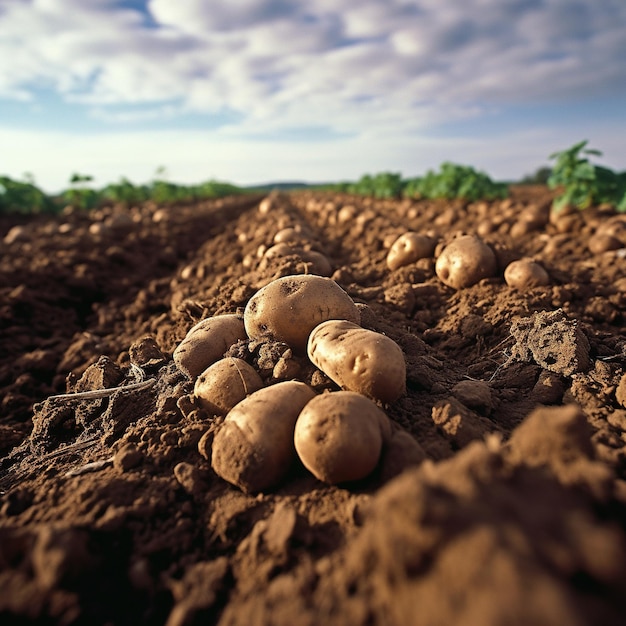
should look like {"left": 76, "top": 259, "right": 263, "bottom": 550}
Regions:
{"left": 174, "top": 314, "right": 247, "bottom": 379}
{"left": 435, "top": 235, "right": 497, "bottom": 289}
{"left": 211, "top": 381, "right": 316, "bottom": 493}
{"left": 244, "top": 275, "right": 360, "bottom": 352}
{"left": 307, "top": 320, "right": 406, "bottom": 403}
{"left": 386, "top": 232, "right": 435, "bottom": 271}
{"left": 194, "top": 357, "right": 263, "bottom": 416}
{"left": 504, "top": 259, "right": 550, "bottom": 290}
{"left": 294, "top": 391, "right": 388, "bottom": 484}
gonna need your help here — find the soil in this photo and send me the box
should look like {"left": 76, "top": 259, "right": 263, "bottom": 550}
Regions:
{"left": 1, "top": 187, "right": 626, "bottom": 625}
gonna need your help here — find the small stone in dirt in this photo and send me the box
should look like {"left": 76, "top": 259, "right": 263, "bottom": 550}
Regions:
{"left": 272, "top": 353, "right": 301, "bottom": 380}
{"left": 114, "top": 443, "right": 143, "bottom": 472}
{"left": 530, "top": 370, "right": 566, "bottom": 405}
{"left": 452, "top": 379, "right": 493, "bottom": 414}
{"left": 509, "top": 309, "right": 591, "bottom": 376}
{"left": 129, "top": 336, "right": 167, "bottom": 370}
{"left": 607, "top": 410, "right": 626, "bottom": 431}
{"left": 431, "top": 397, "right": 495, "bottom": 449}
{"left": 176, "top": 394, "right": 197, "bottom": 419}
{"left": 197, "top": 422, "right": 223, "bottom": 462}
{"left": 615, "top": 373, "right": 626, "bottom": 409}
{"left": 255, "top": 340, "right": 291, "bottom": 376}
{"left": 174, "top": 462, "right": 208, "bottom": 496}
{"left": 378, "top": 426, "right": 426, "bottom": 482}
{"left": 70, "top": 355, "right": 123, "bottom": 393}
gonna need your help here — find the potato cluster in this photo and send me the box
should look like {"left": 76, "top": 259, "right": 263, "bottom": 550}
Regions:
{"left": 256, "top": 218, "right": 333, "bottom": 277}
{"left": 384, "top": 230, "right": 500, "bottom": 291}
{"left": 174, "top": 273, "right": 416, "bottom": 493}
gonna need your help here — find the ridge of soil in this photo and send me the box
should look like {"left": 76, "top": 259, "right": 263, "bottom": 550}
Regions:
{"left": 1, "top": 186, "right": 626, "bottom": 625}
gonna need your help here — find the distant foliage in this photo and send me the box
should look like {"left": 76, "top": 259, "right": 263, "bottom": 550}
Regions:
{"left": 0, "top": 176, "right": 57, "bottom": 214}
{"left": 0, "top": 173, "right": 247, "bottom": 214}
{"left": 403, "top": 163, "right": 508, "bottom": 201}
{"left": 102, "top": 177, "right": 151, "bottom": 206}
{"left": 322, "top": 165, "right": 507, "bottom": 201}
{"left": 319, "top": 172, "right": 402, "bottom": 199}
{"left": 548, "top": 140, "right": 626, "bottom": 212}
{"left": 63, "top": 173, "right": 100, "bottom": 210}
{"left": 150, "top": 179, "right": 244, "bottom": 204}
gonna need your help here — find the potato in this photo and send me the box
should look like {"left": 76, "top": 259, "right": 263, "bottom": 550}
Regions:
{"left": 307, "top": 319, "right": 406, "bottom": 403}
{"left": 386, "top": 232, "right": 435, "bottom": 271}
{"left": 294, "top": 391, "right": 389, "bottom": 484}
{"left": 588, "top": 233, "right": 622, "bottom": 254}
{"left": 435, "top": 235, "right": 497, "bottom": 289}
{"left": 194, "top": 357, "right": 263, "bottom": 416}
{"left": 211, "top": 381, "right": 316, "bottom": 493}
{"left": 244, "top": 275, "right": 360, "bottom": 351}
{"left": 173, "top": 314, "right": 247, "bottom": 379}
{"left": 273, "top": 226, "right": 311, "bottom": 244}
{"left": 504, "top": 259, "right": 550, "bottom": 290}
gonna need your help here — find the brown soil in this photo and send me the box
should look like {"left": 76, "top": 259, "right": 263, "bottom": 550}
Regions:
{"left": 1, "top": 186, "right": 626, "bottom": 625}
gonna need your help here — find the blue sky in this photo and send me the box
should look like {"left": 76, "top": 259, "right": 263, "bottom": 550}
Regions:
{"left": 1, "top": 0, "right": 625, "bottom": 193}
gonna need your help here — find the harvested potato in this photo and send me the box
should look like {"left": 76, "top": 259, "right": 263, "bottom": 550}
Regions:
{"left": 194, "top": 357, "right": 263, "bottom": 416}
{"left": 435, "top": 235, "right": 497, "bottom": 289}
{"left": 273, "top": 226, "right": 311, "bottom": 244}
{"left": 386, "top": 232, "right": 435, "bottom": 271}
{"left": 211, "top": 381, "right": 316, "bottom": 493}
{"left": 294, "top": 391, "right": 389, "bottom": 484}
{"left": 173, "top": 314, "right": 247, "bottom": 379}
{"left": 588, "top": 233, "right": 622, "bottom": 254}
{"left": 244, "top": 275, "right": 360, "bottom": 351}
{"left": 504, "top": 259, "right": 550, "bottom": 290}
{"left": 307, "top": 319, "right": 406, "bottom": 403}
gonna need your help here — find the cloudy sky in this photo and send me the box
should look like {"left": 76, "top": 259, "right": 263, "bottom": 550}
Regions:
{"left": 1, "top": 0, "right": 625, "bottom": 192}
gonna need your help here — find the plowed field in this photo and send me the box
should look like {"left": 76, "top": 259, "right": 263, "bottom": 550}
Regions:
{"left": 1, "top": 187, "right": 626, "bottom": 625}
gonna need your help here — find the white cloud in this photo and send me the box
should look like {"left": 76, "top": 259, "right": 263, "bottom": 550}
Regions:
{"left": 0, "top": 0, "right": 625, "bottom": 189}
{"left": 2, "top": 0, "right": 624, "bottom": 115}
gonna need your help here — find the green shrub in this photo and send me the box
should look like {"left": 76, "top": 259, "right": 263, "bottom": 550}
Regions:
{"left": 548, "top": 140, "right": 626, "bottom": 212}
{"left": 347, "top": 172, "right": 404, "bottom": 199}
{"left": 0, "top": 176, "right": 57, "bottom": 214}
{"left": 102, "top": 177, "right": 151, "bottom": 206}
{"left": 404, "top": 163, "right": 507, "bottom": 201}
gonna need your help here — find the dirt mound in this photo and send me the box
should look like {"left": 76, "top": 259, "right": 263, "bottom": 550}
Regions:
{"left": 1, "top": 187, "right": 626, "bottom": 625}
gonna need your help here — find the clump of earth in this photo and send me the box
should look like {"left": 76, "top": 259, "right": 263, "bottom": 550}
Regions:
{"left": 1, "top": 187, "right": 626, "bottom": 625}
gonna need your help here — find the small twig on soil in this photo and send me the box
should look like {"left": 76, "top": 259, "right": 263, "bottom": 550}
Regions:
{"left": 463, "top": 349, "right": 512, "bottom": 383}
{"left": 41, "top": 435, "right": 102, "bottom": 461}
{"left": 64, "top": 456, "right": 114, "bottom": 478}
{"left": 46, "top": 377, "right": 155, "bottom": 403}
{"left": 486, "top": 354, "right": 511, "bottom": 382}
{"left": 129, "top": 363, "right": 147, "bottom": 382}
{"left": 597, "top": 349, "right": 626, "bottom": 362}
{"left": 486, "top": 335, "right": 514, "bottom": 355}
